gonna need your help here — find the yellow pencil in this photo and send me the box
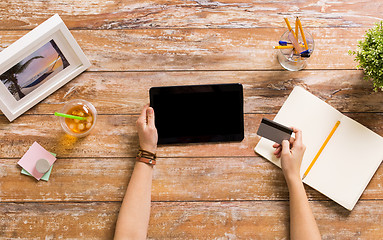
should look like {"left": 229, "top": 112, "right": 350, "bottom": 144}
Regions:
{"left": 284, "top": 18, "right": 297, "bottom": 53}
{"left": 274, "top": 44, "right": 305, "bottom": 49}
{"left": 297, "top": 17, "right": 308, "bottom": 50}
{"left": 302, "top": 120, "right": 341, "bottom": 180}
{"left": 274, "top": 45, "right": 294, "bottom": 49}
{"left": 284, "top": 17, "right": 294, "bottom": 34}
{"left": 273, "top": 44, "right": 304, "bottom": 49}
{"left": 295, "top": 17, "right": 299, "bottom": 40}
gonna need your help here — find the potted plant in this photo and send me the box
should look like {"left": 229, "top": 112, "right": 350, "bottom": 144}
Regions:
{"left": 349, "top": 21, "right": 383, "bottom": 91}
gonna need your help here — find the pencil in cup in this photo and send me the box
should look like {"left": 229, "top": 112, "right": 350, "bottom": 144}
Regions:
{"left": 284, "top": 18, "right": 298, "bottom": 54}
{"left": 295, "top": 17, "right": 299, "bottom": 40}
{"left": 274, "top": 44, "right": 305, "bottom": 49}
{"left": 297, "top": 17, "right": 308, "bottom": 50}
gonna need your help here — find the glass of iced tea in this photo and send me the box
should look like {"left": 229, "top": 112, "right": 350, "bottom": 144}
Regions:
{"left": 59, "top": 99, "right": 97, "bottom": 137}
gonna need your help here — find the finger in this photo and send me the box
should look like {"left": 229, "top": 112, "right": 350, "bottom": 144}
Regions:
{"left": 137, "top": 104, "right": 149, "bottom": 125}
{"left": 273, "top": 143, "right": 280, "bottom": 148}
{"left": 292, "top": 127, "right": 303, "bottom": 145}
{"left": 281, "top": 140, "right": 290, "bottom": 156}
{"left": 274, "top": 146, "right": 282, "bottom": 156}
{"left": 273, "top": 146, "right": 280, "bottom": 154}
{"left": 146, "top": 107, "right": 155, "bottom": 127}
{"left": 289, "top": 137, "right": 295, "bottom": 147}
{"left": 139, "top": 104, "right": 149, "bottom": 119}
{"left": 276, "top": 146, "right": 282, "bottom": 158}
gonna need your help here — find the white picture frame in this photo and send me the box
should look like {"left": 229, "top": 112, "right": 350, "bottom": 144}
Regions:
{"left": 0, "top": 14, "right": 91, "bottom": 122}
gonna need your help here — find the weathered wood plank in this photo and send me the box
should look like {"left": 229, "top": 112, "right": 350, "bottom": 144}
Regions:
{"left": 148, "top": 201, "right": 383, "bottom": 240}
{"left": 1, "top": 201, "right": 382, "bottom": 239}
{"left": 0, "top": 202, "right": 118, "bottom": 239}
{"left": 23, "top": 70, "right": 383, "bottom": 116}
{"left": 0, "top": 0, "right": 382, "bottom": 30}
{"left": 1, "top": 2, "right": 381, "bottom": 240}
{"left": 1, "top": 113, "right": 383, "bottom": 158}
{"left": 0, "top": 157, "right": 381, "bottom": 202}
{"left": 0, "top": 28, "right": 368, "bottom": 70}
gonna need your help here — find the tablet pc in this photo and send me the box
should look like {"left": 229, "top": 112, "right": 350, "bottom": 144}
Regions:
{"left": 149, "top": 83, "right": 244, "bottom": 144}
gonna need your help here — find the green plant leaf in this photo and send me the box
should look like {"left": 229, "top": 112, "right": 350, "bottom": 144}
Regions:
{"left": 351, "top": 21, "right": 383, "bottom": 91}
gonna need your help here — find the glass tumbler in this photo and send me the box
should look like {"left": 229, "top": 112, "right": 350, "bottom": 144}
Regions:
{"left": 59, "top": 99, "right": 97, "bottom": 137}
{"left": 277, "top": 30, "right": 314, "bottom": 71}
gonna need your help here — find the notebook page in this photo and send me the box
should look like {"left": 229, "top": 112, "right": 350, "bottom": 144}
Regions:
{"left": 255, "top": 87, "right": 341, "bottom": 177}
{"left": 302, "top": 115, "right": 383, "bottom": 210}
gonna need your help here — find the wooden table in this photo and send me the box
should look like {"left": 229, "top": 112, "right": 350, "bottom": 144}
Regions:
{"left": 1, "top": 1, "right": 383, "bottom": 239}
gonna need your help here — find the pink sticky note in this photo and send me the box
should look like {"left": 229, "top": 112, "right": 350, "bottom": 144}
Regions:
{"left": 17, "top": 142, "right": 57, "bottom": 180}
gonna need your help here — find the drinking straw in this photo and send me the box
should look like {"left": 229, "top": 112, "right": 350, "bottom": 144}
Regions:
{"left": 54, "top": 112, "right": 87, "bottom": 121}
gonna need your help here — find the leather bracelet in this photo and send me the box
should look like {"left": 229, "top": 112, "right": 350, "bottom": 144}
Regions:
{"left": 136, "top": 157, "right": 156, "bottom": 165}
{"left": 136, "top": 149, "right": 157, "bottom": 166}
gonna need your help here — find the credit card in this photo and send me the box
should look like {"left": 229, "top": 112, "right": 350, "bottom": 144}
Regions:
{"left": 257, "top": 118, "right": 293, "bottom": 144}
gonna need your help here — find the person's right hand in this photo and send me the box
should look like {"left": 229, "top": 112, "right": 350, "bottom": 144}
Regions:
{"left": 136, "top": 104, "right": 158, "bottom": 153}
{"left": 273, "top": 127, "right": 306, "bottom": 183}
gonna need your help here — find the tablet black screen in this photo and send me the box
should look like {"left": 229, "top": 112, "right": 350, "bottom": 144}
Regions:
{"left": 149, "top": 84, "right": 244, "bottom": 144}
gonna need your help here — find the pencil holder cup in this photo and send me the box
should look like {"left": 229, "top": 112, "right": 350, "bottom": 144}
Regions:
{"left": 277, "top": 30, "right": 314, "bottom": 71}
{"left": 59, "top": 99, "right": 97, "bottom": 138}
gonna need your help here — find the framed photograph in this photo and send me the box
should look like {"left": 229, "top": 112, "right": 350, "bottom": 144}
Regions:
{"left": 0, "top": 14, "right": 91, "bottom": 122}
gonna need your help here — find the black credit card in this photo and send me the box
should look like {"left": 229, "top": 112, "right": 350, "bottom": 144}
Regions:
{"left": 257, "top": 118, "right": 293, "bottom": 144}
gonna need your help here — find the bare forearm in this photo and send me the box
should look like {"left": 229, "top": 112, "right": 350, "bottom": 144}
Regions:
{"left": 114, "top": 162, "right": 153, "bottom": 240}
{"left": 287, "top": 179, "right": 321, "bottom": 240}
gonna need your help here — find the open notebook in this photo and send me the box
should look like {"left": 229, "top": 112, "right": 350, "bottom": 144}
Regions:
{"left": 255, "top": 86, "right": 383, "bottom": 210}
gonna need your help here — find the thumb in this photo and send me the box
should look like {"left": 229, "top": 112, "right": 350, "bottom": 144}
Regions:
{"left": 146, "top": 107, "right": 155, "bottom": 127}
{"left": 281, "top": 140, "right": 290, "bottom": 156}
